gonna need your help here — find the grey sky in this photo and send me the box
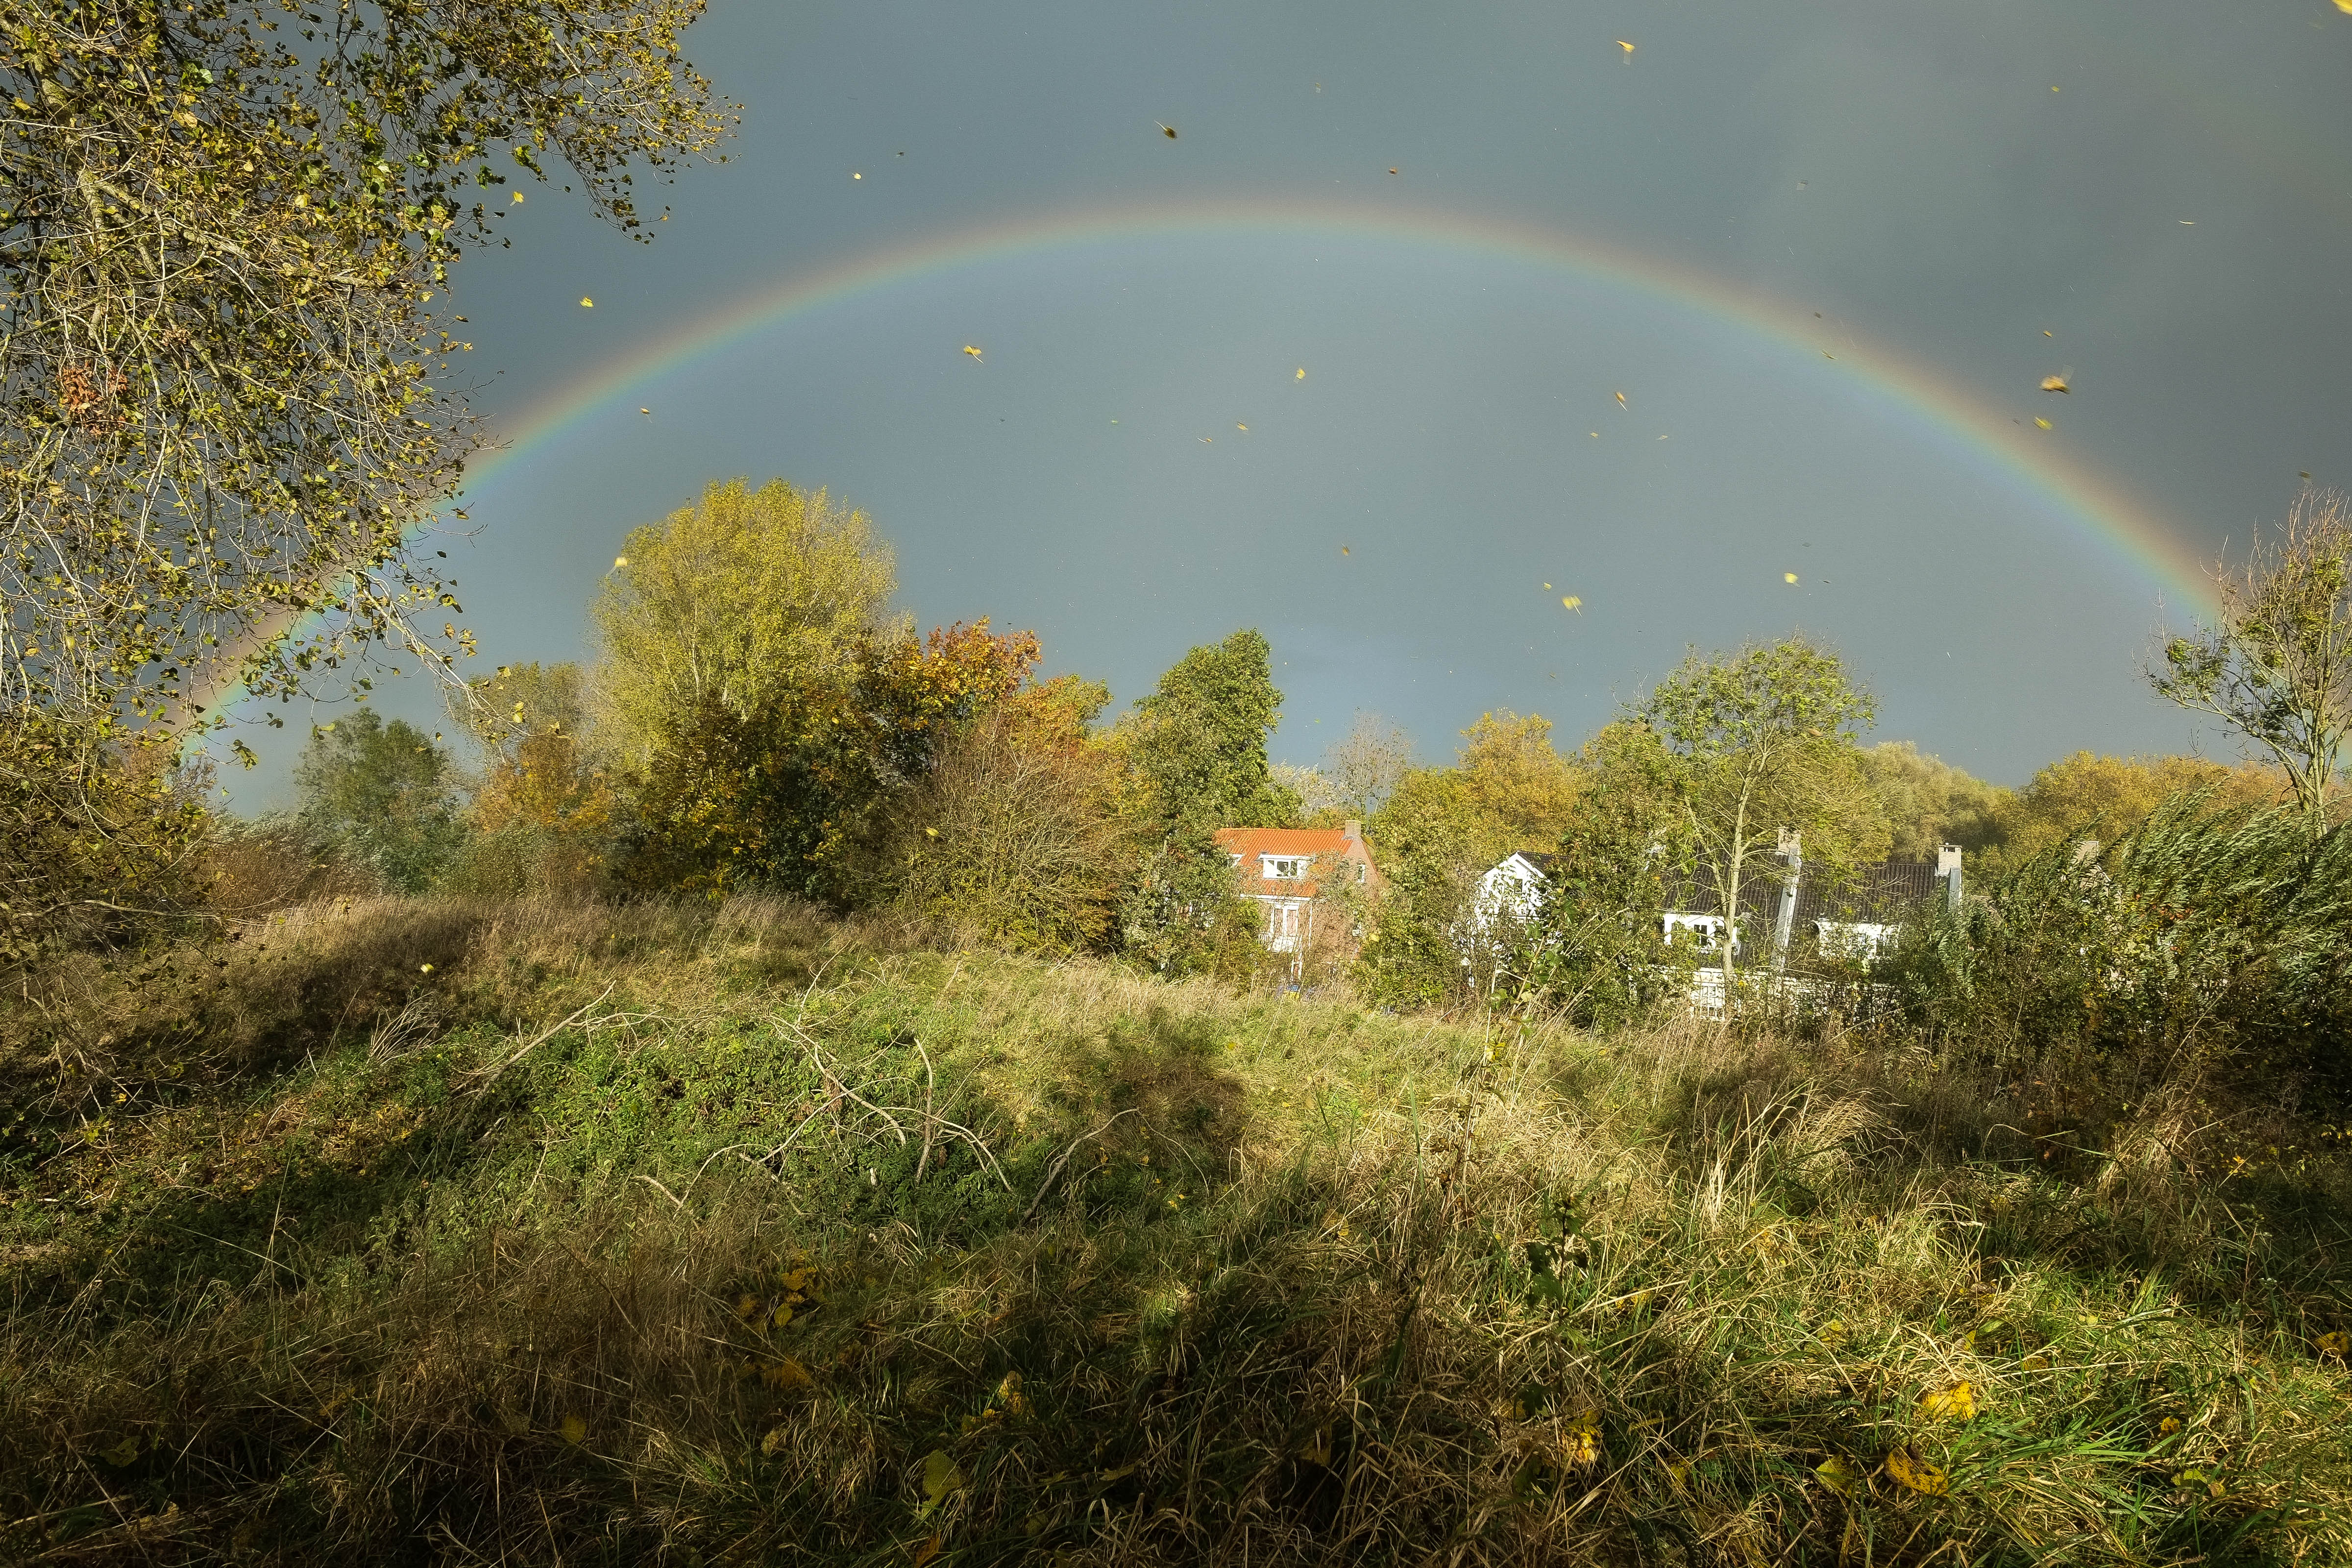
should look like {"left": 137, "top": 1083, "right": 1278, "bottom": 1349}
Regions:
{"left": 217, "top": 0, "right": 2352, "bottom": 806}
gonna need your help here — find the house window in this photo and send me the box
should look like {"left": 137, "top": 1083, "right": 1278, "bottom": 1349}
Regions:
{"left": 1262, "top": 856, "right": 1307, "bottom": 880}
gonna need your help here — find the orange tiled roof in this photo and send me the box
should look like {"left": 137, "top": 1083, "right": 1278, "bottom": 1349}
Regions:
{"left": 1213, "top": 826, "right": 1377, "bottom": 900}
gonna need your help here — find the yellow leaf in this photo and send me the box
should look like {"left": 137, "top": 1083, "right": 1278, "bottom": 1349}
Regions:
{"left": 2318, "top": 1330, "right": 2348, "bottom": 1358}
{"left": 1617, "top": 39, "right": 1635, "bottom": 54}
{"left": 920, "top": 1449, "right": 965, "bottom": 1513}
{"left": 962, "top": 344, "right": 983, "bottom": 359}
{"left": 559, "top": 1413, "right": 588, "bottom": 1445}
{"left": 997, "top": 1370, "right": 1031, "bottom": 1417}
{"left": 1920, "top": 1381, "right": 1976, "bottom": 1421}
{"left": 580, "top": 297, "right": 593, "bottom": 308}
{"left": 2034, "top": 417, "right": 2053, "bottom": 430}
{"left": 2159, "top": 1416, "right": 2181, "bottom": 1435}
{"left": 2019, "top": 1353, "right": 2051, "bottom": 1371}
{"left": 1562, "top": 595, "right": 1582, "bottom": 611}
{"left": 2040, "top": 373, "right": 2069, "bottom": 392}
{"left": 1814, "top": 1455, "right": 1856, "bottom": 1496}
{"left": 512, "top": 191, "right": 524, "bottom": 203}
{"left": 2336, "top": 0, "right": 2352, "bottom": 14}
{"left": 770, "top": 1301, "right": 794, "bottom": 1331}
{"left": 1296, "top": 367, "right": 1305, "bottom": 379}
{"left": 97, "top": 1435, "right": 141, "bottom": 1467}
{"left": 913, "top": 1533, "right": 944, "bottom": 1566}
{"left": 1884, "top": 1446, "right": 1946, "bottom": 1495}
{"left": 1818, "top": 1318, "right": 1847, "bottom": 1344}
{"left": 613, "top": 555, "right": 629, "bottom": 567}
{"left": 1785, "top": 572, "right": 1799, "bottom": 584}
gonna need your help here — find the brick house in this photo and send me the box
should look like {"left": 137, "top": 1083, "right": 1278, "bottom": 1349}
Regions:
{"left": 1213, "top": 821, "right": 1381, "bottom": 958}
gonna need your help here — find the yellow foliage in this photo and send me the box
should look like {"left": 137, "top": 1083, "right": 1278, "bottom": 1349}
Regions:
{"left": 1920, "top": 1381, "right": 1976, "bottom": 1421}
{"left": 1884, "top": 1446, "right": 1947, "bottom": 1494}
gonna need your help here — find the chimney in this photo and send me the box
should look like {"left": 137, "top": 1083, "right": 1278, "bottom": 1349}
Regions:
{"left": 1344, "top": 818, "right": 1362, "bottom": 841}
{"left": 1938, "top": 842, "right": 1963, "bottom": 910}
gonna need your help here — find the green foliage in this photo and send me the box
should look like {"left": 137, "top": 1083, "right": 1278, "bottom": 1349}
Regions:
{"left": 1519, "top": 722, "right": 1696, "bottom": 1027}
{"left": 590, "top": 479, "right": 900, "bottom": 766}
{"left": 883, "top": 693, "right": 1132, "bottom": 956}
{"left": 6, "top": 902, "right": 2352, "bottom": 1563}
{"left": 1979, "top": 751, "right": 2282, "bottom": 879}
{"left": 1124, "top": 628, "right": 1294, "bottom": 831}
{"left": 1643, "top": 638, "right": 1889, "bottom": 977}
{"left": 1887, "top": 793, "right": 2352, "bottom": 1121}
{"left": 1358, "top": 712, "right": 1582, "bottom": 1007}
{"left": 293, "top": 709, "right": 465, "bottom": 894}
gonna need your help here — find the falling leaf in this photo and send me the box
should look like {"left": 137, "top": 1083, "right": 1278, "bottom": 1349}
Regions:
{"left": 962, "top": 345, "right": 982, "bottom": 360}
{"left": 1296, "top": 367, "right": 1306, "bottom": 379}
{"left": 1236, "top": 422, "right": 1248, "bottom": 431}
{"left": 1617, "top": 39, "right": 1635, "bottom": 55}
{"left": 2337, "top": 0, "right": 2352, "bottom": 13}
{"left": 2040, "top": 374, "right": 2069, "bottom": 392}
{"left": 1814, "top": 1455, "right": 1856, "bottom": 1496}
{"left": 1884, "top": 1447, "right": 1947, "bottom": 1495}
{"left": 1340, "top": 545, "right": 1350, "bottom": 555}
{"left": 1785, "top": 572, "right": 1799, "bottom": 584}
{"left": 1920, "top": 1381, "right": 1977, "bottom": 1421}
{"left": 2044, "top": 329, "right": 2055, "bottom": 336}
{"left": 511, "top": 191, "right": 524, "bottom": 203}
{"left": 580, "top": 297, "right": 593, "bottom": 308}
{"left": 913, "top": 1536, "right": 945, "bottom": 1568}
{"left": 920, "top": 1449, "right": 965, "bottom": 1515}
{"left": 1388, "top": 167, "right": 1398, "bottom": 174}
{"left": 1158, "top": 122, "right": 1177, "bottom": 139}
{"left": 2034, "top": 417, "right": 2053, "bottom": 430}
{"left": 852, "top": 172, "right": 861, "bottom": 179}
{"left": 1562, "top": 595, "right": 1582, "bottom": 612}
{"left": 614, "top": 555, "right": 629, "bottom": 567}
{"left": 560, "top": 1414, "right": 588, "bottom": 1445}
{"left": 1614, "top": 391, "right": 1627, "bottom": 408}
{"left": 1544, "top": 582, "right": 1552, "bottom": 589}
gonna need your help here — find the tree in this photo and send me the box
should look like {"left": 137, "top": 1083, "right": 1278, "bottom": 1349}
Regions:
{"left": 1642, "top": 638, "right": 1888, "bottom": 985}
{"left": 0, "top": 3, "right": 726, "bottom": 947}
{"left": 1356, "top": 710, "right": 1579, "bottom": 1006}
{"left": 294, "top": 708, "right": 464, "bottom": 893}
{"left": 2153, "top": 489, "right": 2352, "bottom": 821}
{"left": 1111, "top": 630, "right": 1291, "bottom": 973}
{"left": 882, "top": 683, "right": 1130, "bottom": 956}
{"left": 619, "top": 621, "right": 1039, "bottom": 902}
{"left": 3, "top": 1, "right": 727, "bottom": 726}
{"left": 1859, "top": 741, "right": 2010, "bottom": 862}
{"left": 462, "top": 663, "right": 613, "bottom": 896}
{"left": 1123, "top": 629, "right": 1294, "bottom": 830}
{"left": 1322, "top": 710, "right": 1412, "bottom": 817}
{"left": 1979, "top": 751, "right": 2281, "bottom": 877}
{"left": 1519, "top": 720, "right": 1694, "bottom": 1027}
{"left": 589, "top": 479, "right": 900, "bottom": 766}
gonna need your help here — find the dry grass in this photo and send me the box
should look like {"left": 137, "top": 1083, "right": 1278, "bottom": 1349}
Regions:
{"left": 2, "top": 897, "right": 2349, "bottom": 1564}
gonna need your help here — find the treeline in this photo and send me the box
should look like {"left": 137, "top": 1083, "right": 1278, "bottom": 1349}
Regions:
{"left": 213, "top": 480, "right": 1305, "bottom": 976}
{"left": 202, "top": 475, "right": 2298, "bottom": 1018}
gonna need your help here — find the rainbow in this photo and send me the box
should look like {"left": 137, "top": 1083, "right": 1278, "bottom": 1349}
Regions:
{"left": 201, "top": 195, "right": 2218, "bottom": 719}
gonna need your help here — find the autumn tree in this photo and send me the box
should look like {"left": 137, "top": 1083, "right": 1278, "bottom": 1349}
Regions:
{"left": 459, "top": 663, "right": 612, "bottom": 894}
{"left": 1859, "top": 741, "right": 2010, "bottom": 862}
{"left": 2153, "top": 488, "right": 2352, "bottom": 821}
{"left": 1357, "top": 710, "right": 1579, "bottom": 1006}
{"left": 589, "top": 479, "right": 899, "bottom": 765}
{"left": 621, "top": 621, "right": 1039, "bottom": 902}
{"left": 1322, "top": 710, "right": 1412, "bottom": 818}
{"left": 1642, "top": 639, "right": 1888, "bottom": 984}
{"left": 882, "top": 676, "right": 1130, "bottom": 955}
{"left": 1979, "top": 751, "right": 2281, "bottom": 877}
{"left": 0, "top": 2, "right": 727, "bottom": 948}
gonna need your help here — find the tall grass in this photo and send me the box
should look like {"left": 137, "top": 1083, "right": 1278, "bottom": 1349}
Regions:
{"left": 3, "top": 897, "right": 2349, "bottom": 1563}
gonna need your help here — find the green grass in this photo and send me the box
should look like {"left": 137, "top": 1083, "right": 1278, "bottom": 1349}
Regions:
{"left": 4, "top": 895, "right": 2351, "bottom": 1564}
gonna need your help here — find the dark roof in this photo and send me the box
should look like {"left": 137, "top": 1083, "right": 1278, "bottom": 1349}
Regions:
{"left": 1513, "top": 851, "right": 1557, "bottom": 875}
{"left": 1795, "top": 860, "right": 1942, "bottom": 925}
{"left": 1666, "top": 859, "right": 1944, "bottom": 926}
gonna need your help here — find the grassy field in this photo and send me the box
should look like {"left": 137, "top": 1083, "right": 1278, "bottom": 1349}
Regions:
{"left": 5, "top": 896, "right": 2351, "bottom": 1565}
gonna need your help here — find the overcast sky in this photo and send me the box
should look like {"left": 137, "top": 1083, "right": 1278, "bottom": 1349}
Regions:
{"left": 216, "top": 0, "right": 2352, "bottom": 806}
